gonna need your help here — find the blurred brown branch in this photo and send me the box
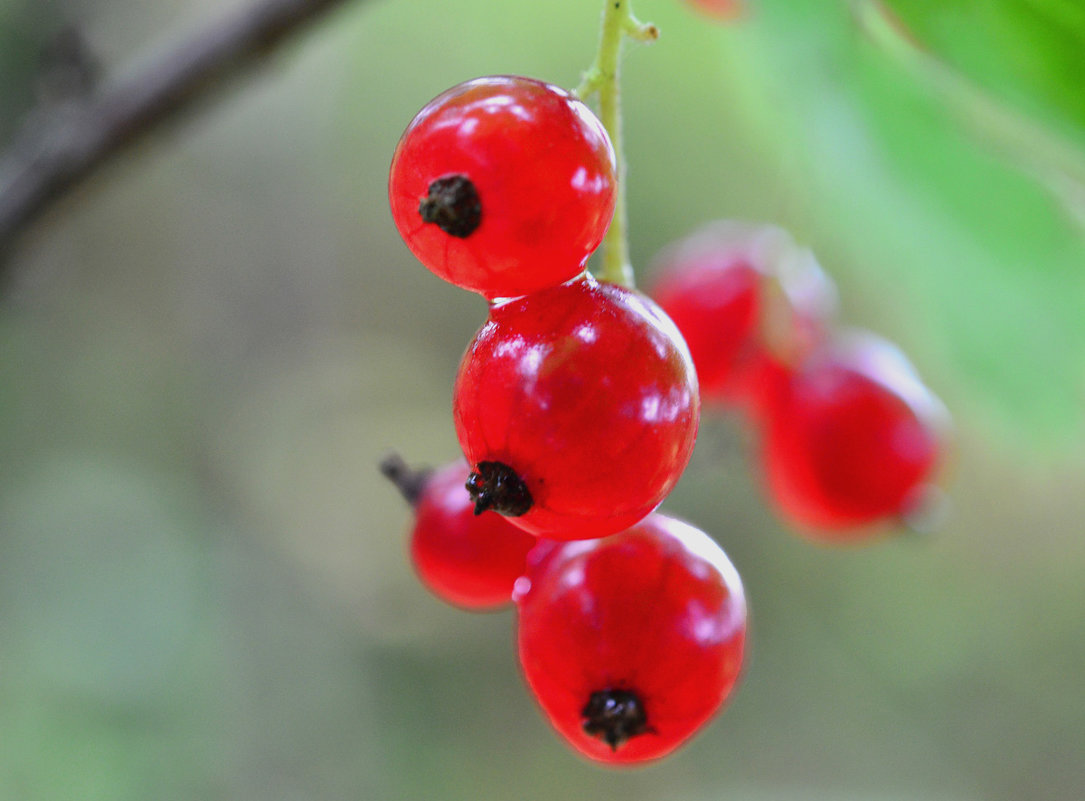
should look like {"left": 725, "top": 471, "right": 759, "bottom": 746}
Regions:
{"left": 0, "top": 0, "right": 359, "bottom": 266}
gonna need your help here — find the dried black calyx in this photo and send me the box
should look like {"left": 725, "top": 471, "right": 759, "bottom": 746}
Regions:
{"left": 466, "top": 461, "right": 532, "bottom": 517}
{"left": 581, "top": 689, "right": 651, "bottom": 752}
{"left": 418, "top": 174, "right": 481, "bottom": 238}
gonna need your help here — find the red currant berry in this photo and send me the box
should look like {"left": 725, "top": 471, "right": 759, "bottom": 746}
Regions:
{"left": 381, "top": 454, "right": 536, "bottom": 609}
{"left": 761, "top": 330, "right": 951, "bottom": 536}
{"left": 649, "top": 221, "right": 836, "bottom": 412}
{"left": 453, "top": 274, "right": 700, "bottom": 541}
{"left": 514, "top": 513, "right": 747, "bottom": 764}
{"left": 388, "top": 76, "right": 617, "bottom": 299}
{"left": 683, "top": 0, "right": 745, "bottom": 22}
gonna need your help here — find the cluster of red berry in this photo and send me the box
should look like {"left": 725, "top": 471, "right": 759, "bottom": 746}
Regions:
{"left": 382, "top": 39, "right": 950, "bottom": 762}
{"left": 648, "top": 221, "right": 951, "bottom": 538}
{"left": 384, "top": 75, "right": 747, "bottom": 764}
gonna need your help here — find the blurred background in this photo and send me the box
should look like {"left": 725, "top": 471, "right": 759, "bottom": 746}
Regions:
{"left": 1, "top": 0, "right": 1083, "bottom": 798}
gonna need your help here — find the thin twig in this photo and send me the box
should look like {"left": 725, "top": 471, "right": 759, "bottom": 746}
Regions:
{"left": 0, "top": 0, "right": 360, "bottom": 264}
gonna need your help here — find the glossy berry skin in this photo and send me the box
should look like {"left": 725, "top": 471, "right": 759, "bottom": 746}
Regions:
{"left": 649, "top": 221, "right": 836, "bottom": 412}
{"left": 514, "top": 513, "right": 747, "bottom": 765}
{"left": 453, "top": 275, "right": 700, "bottom": 541}
{"left": 389, "top": 76, "right": 617, "bottom": 299}
{"left": 385, "top": 457, "right": 536, "bottom": 610}
{"left": 762, "top": 330, "right": 951, "bottom": 536}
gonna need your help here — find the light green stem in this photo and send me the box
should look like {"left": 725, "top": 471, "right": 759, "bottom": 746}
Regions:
{"left": 575, "top": 1, "right": 658, "bottom": 288}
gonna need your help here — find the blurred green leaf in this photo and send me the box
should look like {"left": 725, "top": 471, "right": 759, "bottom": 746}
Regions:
{"left": 882, "top": 0, "right": 1085, "bottom": 138}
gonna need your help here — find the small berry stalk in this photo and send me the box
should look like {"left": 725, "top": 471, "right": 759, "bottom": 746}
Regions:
{"left": 576, "top": 0, "right": 659, "bottom": 289}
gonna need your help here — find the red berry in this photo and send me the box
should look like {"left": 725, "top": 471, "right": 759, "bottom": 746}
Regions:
{"left": 649, "top": 221, "right": 836, "bottom": 412}
{"left": 388, "top": 76, "right": 617, "bottom": 299}
{"left": 683, "top": 0, "right": 745, "bottom": 22}
{"left": 453, "top": 274, "right": 700, "bottom": 541}
{"left": 514, "top": 513, "right": 747, "bottom": 764}
{"left": 761, "top": 330, "right": 951, "bottom": 536}
{"left": 381, "top": 455, "right": 536, "bottom": 609}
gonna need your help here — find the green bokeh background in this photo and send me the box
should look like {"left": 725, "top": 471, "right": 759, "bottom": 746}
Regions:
{"left": 1, "top": 0, "right": 1083, "bottom": 799}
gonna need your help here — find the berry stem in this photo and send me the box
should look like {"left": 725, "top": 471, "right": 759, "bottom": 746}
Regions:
{"left": 575, "top": 1, "right": 658, "bottom": 289}
{"left": 379, "top": 452, "right": 433, "bottom": 508}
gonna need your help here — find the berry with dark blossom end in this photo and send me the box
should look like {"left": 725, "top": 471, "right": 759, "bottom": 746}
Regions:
{"left": 514, "top": 513, "right": 747, "bottom": 764}
{"left": 389, "top": 75, "right": 616, "bottom": 299}
{"left": 381, "top": 455, "right": 536, "bottom": 610}
{"left": 761, "top": 330, "right": 951, "bottom": 536}
{"left": 453, "top": 274, "right": 700, "bottom": 541}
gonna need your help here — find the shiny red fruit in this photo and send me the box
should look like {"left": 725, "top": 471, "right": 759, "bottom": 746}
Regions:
{"left": 388, "top": 75, "right": 616, "bottom": 299}
{"left": 453, "top": 275, "right": 700, "bottom": 541}
{"left": 381, "top": 455, "right": 536, "bottom": 609}
{"left": 762, "top": 330, "right": 951, "bottom": 536}
{"left": 514, "top": 513, "right": 747, "bottom": 765}
{"left": 649, "top": 221, "right": 836, "bottom": 412}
